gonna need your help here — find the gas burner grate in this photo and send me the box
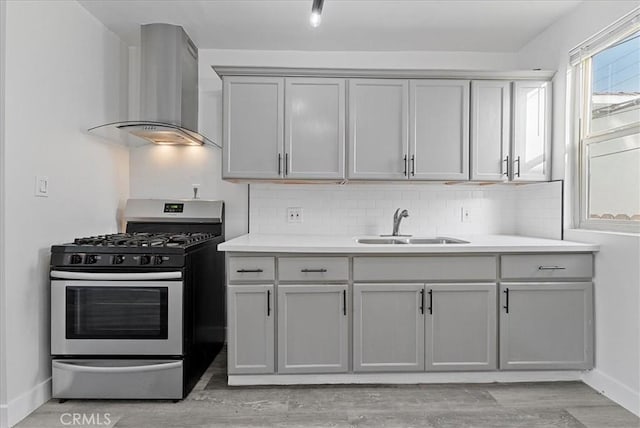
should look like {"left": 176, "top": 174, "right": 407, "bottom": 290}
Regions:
{"left": 72, "top": 232, "right": 217, "bottom": 248}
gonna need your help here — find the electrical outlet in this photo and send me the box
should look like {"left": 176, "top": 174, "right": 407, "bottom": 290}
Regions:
{"left": 287, "top": 207, "right": 303, "bottom": 223}
{"left": 461, "top": 207, "right": 471, "bottom": 223}
{"left": 35, "top": 176, "right": 49, "bottom": 197}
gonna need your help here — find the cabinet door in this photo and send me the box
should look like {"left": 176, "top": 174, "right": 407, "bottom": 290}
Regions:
{"left": 227, "top": 284, "right": 274, "bottom": 374}
{"left": 500, "top": 282, "right": 593, "bottom": 370}
{"left": 353, "top": 283, "right": 424, "bottom": 372}
{"left": 470, "top": 81, "right": 511, "bottom": 181}
{"left": 277, "top": 284, "right": 348, "bottom": 373}
{"left": 285, "top": 78, "right": 345, "bottom": 179}
{"left": 348, "top": 79, "right": 409, "bottom": 180}
{"left": 512, "top": 81, "right": 551, "bottom": 182}
{"left": 223, "top": 76, "right": 284, "bottom": 179}
{"left": 409, "top": 80, "right": 469, "bottom": 180}
{"left": 425, "top": 284, "right": 497, "bottom": 371}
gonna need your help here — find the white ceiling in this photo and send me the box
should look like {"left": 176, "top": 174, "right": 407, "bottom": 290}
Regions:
{"left": 79, "top": 0, "right": 583, "bottom": 52}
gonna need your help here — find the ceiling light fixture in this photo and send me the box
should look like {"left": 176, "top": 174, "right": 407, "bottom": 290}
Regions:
{"left": 310, "top": 0, "right": 324, "bottom": 27}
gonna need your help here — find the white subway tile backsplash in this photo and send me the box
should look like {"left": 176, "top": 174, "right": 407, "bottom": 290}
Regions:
{"left": 249, "top": 181, "right": 563, "bottom": 239}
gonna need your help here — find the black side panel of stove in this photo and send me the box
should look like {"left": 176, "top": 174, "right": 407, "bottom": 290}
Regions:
{"left": 182, "top": 236, "right": 225, "bottom": 397}
{"left": 126, "top": 222, "right": 223, "bottom": 236}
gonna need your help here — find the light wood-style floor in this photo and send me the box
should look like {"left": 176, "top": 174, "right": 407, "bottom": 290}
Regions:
{"left": 17, "top": 349, "right": 640, "bottom": 427}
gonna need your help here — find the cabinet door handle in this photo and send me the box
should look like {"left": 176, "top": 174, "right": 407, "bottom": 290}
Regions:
{"left": 538, "top": 266, "right": 566, "bottom": 270}
{"left": 267, "top": 289, "right": 271, "bottom": 317}
{"left": 503, "top": 155, "right": 509, "bottom": 177}
{"left": 428, "top": 289, "right": 433, "bottom": 315}
{"left": 411, "top": 155, "right": 415, "bottom": 176}
{"left": 403, "top": 155, "right": 408, "bottom": 176}
{"left": 300, "top": 268, "right": 327, "bottom": 273}
{"left": 237, "top": 269, "right": 263, "bottom": 273}
{"left": 285, "top": 153, "right": 289, "bottom": 176}
{"left": 419, "top": 289, "right": 424, "bottom": 314}
{"left": 503, "top": 288, "right": 509, "bottom": 314}
{"left": 514, "top": 156, "right": 521, "bottom": 177}
{"left": 342, "top": 289, "right": 347, "bottom": 316}
{"left": 277, "top": 154, "right": 282, "bottom": 176}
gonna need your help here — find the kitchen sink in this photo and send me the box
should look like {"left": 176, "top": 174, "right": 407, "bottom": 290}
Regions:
{"left": 356, "top": 238, "right": 408, "bottom": 245}
{"left": 356, "top": 237, "right": 469, "bottom": 245}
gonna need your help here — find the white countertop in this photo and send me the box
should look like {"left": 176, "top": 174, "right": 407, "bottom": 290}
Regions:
{"left": 218, "top": 234, "right": 599, "bottom": 254}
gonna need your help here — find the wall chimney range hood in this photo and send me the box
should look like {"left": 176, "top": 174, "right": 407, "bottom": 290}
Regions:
{"left": 88, "top": 24, "right": 219, "bottom": 148}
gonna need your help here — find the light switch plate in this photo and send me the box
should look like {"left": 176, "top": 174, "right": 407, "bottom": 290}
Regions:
{"left": 35, "top": 176, "right": 49, "bottom": 197}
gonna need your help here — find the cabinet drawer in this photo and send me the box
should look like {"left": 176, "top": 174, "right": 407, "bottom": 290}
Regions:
{"left": 228, "top": 257, "right": 275, "bottom": 281}
{"left": 353, "top": 256, "right": 496, "bottom": 281}
{"left": 501, "top": 254, "right": 593, "bottom": 280}
{"left": 279, "top": 257, "right": 349, "bottom": 281}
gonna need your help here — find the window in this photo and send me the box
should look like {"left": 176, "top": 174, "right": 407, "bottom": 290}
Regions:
{"left": 572, "top": 11, "right": 640, "bottom": 233}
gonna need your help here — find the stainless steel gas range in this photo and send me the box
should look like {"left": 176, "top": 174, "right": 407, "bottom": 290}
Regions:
{"left": 49, "top": 199, "right": 225, "bottom": 400}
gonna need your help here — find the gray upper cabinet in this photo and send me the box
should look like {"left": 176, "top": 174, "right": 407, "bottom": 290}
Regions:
{"left": 425, "top": 283, "right": 497, "bottom": 371}
{"left": 470, "top": 80, "right": 511, "bottom": 181}
{"left": 353, "top": 283, "right": 425, "bottom": 372}
{"left": 499, "top": 282, "right": 594, "bottom": 370}
{"left": 409, "top": 80, "right": 470, "bottom": 180}
{"left": 512, "top": 81, "right": 552, "bottom": 182}
{"left": 348, "top": 79, "right": 409, "bottom": 180}
{"left": 285, "top": 78, "right": 345, "bottom": 179}
{"left": 277, "top": 284, "right": 349, "bottom": 374}
{"left": 227, "top": 284, "right": 275, "bottom": 374}
{"left": 223, "top": 76, "right": 284, "bottom": 179}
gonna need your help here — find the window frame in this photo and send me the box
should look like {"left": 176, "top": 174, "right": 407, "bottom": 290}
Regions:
{"left": 572, "top": 17, "right": 640, "bottom": 234}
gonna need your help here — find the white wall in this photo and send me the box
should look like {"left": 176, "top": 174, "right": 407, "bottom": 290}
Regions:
{"left": 129, "top": 49, "right": 521, "bottom": 239}
{"left": 3, "top": 1, "right": 130, "bottom": 426}
{"left": 0, "top": 0, "right": 8, "bottom": 426}
{"left": 249, "top": 182, "right": 562, "bottom": 239}
{"left": 518, "top": 1, "right": 640, "bottom": 416}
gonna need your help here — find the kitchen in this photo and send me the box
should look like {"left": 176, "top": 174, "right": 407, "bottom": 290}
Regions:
{"left": 1, "top": 1, "right": 639, "bottom": 427}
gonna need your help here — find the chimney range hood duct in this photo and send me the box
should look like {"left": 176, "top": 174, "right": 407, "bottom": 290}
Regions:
{"left": 88, "top": 24, "right": 219, "bottom": 148}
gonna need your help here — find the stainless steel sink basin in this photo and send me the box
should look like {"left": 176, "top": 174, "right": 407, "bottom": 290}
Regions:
{"left": 356, "top": 236, "right": 469, "bottom": 245}
{"left": 406, "top": 237, "right": 469, "bottom": 244}
{"left": 356, "top": 238, "right": 408, "bottom": 245}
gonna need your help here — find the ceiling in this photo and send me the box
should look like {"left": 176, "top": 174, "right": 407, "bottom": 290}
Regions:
{"left": 79, "top": 0, "right": 584, "bottom": 52}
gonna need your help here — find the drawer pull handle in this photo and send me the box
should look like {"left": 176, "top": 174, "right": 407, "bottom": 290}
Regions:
{"left": 403, "top": 155, "right": 408, "bottom": 176}
{"left": 503, "top": 155, "right": 509, "bottom": 177}
{"left": 503, "top": 288, "right": 509, "bottom": 314}
{"left": 419, "top": 289, "right": 424, "bottom": 314}
{"left": 428, "top": 289, "right": 433, "bottom": 315}
{"left": 300, "top": 268, "right": 327, "bottom": 273}
{"left": 237, "top": 269, "right": 264, "bottom": 273}
{"left": 538, "top": 266, "right": 566, "bottom": 270}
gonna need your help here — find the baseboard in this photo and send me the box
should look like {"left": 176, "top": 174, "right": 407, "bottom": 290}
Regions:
{"left": 0, "top": 404, "right": 8, "bottom": 428}
{"left": 229, "top": 370, "right": 584, "bottom": 386}
{"left": 582, "top": 369, "right": 640, "bottom": 416}
{"left": 7, "top": 377, "right": 51, "bottom": 427}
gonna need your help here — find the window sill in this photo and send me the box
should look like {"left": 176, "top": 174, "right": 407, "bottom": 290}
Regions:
{"left": 566, "top": 228, "right": 640, "bottom": 238}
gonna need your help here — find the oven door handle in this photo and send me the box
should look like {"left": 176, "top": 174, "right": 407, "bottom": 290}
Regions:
{"left": 52, "top": 360, "right": 182, "bottom": 373}
{"left": 50, "top": 271, "right": 182, "bottom": 281}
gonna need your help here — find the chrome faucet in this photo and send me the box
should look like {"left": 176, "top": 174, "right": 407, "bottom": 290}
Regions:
{"left": 392, "top": 208, "right": 409, "bottom": 236}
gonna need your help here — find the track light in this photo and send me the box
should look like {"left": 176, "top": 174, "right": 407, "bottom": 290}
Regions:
{"left": 310, "top": 0, "right": 324, "bottom": 27}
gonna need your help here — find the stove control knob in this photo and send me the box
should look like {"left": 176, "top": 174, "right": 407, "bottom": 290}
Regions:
{"left": 113, "top": 255, "right": 125, "bottom": 265}
{"left": 85, "top": 255, "right": 98, "bottom": 264}
{"left": 153, "top": 256, "right": 164, "bottom": 265}
{"left": 140, "top": 255, "right": 151, "bottom": 265}
{"left": 70, "top": 254, "right": 83, "bottom": 264}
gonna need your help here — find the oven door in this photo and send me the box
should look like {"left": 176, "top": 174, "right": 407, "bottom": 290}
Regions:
{"left": 51, "top": 271, "right": 183, "bottom": 356}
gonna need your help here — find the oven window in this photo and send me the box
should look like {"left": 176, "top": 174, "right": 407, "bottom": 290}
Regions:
{"left": 66, "top": 287, "right": 169, "bottom": 340}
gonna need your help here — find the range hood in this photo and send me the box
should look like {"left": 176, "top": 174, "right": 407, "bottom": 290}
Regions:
{"left": 88, "top": 24, "right": 219, "bottom": 148}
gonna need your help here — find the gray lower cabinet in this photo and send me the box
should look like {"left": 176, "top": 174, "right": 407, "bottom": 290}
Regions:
{"left": 425, "top": 283, "right": 497, "bottom": 371}
{"left": 353, "top": 283, "right": 425, "bottom": 372}
{"left": 499, "top": 282, "right": 594, "bottom": 370}
{"left": 277, "top": 284, "right": 349, "bottom": 373}
{"left": 227, "top": 284, "right": 275, "bottom": 374}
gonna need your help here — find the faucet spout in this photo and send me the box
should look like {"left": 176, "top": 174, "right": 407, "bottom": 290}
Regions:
{"left": 392, "top": 208, "right": 409, "bottom": 236}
